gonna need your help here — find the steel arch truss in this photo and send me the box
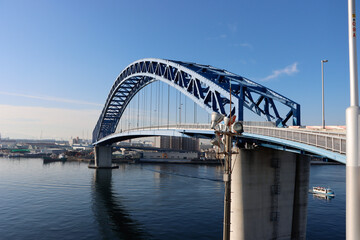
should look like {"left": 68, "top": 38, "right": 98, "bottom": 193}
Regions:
{"left": 93, "top": 58, "right": 300, "bottom": 142}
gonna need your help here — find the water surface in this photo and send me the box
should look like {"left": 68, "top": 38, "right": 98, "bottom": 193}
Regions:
{"left": 0, "top": 158, "right": 345, "bottom": 239}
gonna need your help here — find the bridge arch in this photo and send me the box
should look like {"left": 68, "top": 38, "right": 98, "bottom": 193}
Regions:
{"left": 93, "top": 58, "right": 300, "bottom": 142}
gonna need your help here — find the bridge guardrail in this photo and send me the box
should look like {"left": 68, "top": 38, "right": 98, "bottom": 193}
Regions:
{"left": 117, "top": 122, "right": 346, "bottom": 155}
{"left": 127, "top": 124, "right": 211, "bottom": 131}
{"left": 127, "top": 121, "right": 276, "bottom": 131}
{"left": 244, "top": 126, "right": 346, "bottom": 155}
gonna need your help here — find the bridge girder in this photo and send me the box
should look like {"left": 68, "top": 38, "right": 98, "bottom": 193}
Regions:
{"left": 93, "top": 58, "right": 300, "bottom": 143}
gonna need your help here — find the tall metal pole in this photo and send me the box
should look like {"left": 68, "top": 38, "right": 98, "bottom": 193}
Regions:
{"left": 321, "top": 60, "right": 328, "bottom": 129}
{"left": 346, "top": 0, "right": 360, "bottom": 239}
{"left": 223, "top": 133, "right": 231, "bottom": 240}
{"left": 223, "top": 80, "right": 232, "bottom": 240}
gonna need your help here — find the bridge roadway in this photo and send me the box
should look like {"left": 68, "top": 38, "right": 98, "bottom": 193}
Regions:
{"left": 94, "top": 122, "right": 346, "bottom": 164}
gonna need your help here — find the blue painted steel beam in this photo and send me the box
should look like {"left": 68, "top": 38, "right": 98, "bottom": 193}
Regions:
{"left": 93, "top": 58, "right": 301, "bottom": 142}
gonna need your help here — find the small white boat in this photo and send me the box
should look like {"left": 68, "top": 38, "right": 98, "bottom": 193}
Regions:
{"left": 309, "top": 186, "right": 335, "bottom": 196}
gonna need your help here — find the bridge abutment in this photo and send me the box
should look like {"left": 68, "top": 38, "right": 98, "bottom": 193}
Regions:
{"left": 91, "top": 145, "right": 117, "bottom": 169}
{"left": 230, "top": 147, "right": 310, "bottom": 240}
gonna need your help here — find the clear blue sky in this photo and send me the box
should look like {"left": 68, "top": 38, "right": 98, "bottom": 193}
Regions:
{"left": 0, "top": 0, "right": 357, "bottom": 139}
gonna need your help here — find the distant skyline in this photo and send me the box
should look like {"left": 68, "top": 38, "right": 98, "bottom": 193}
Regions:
{"left": 0, "top": 0, "right": 357, "bottom": 139}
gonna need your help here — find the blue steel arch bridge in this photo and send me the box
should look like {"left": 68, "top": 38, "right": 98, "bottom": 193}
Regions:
{"left": 92, "top": 58, "right": 346, "bottom": 164}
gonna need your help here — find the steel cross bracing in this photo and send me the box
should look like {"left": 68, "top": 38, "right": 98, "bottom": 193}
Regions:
{"left": 93, "top": 58, "right": 300, "bottom": 143}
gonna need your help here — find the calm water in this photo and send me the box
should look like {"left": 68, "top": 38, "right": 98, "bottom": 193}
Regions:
{"left": 0, "top": 158, "right": 345, "bottom": 239}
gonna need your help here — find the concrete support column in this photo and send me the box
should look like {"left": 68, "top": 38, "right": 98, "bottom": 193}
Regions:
{"left": 230, "top": 147, "right": 310, "bottom": 240}
{"left": 291, "top": 153, "right": 311, "bottom": 239}
{"left": 94, "top": 145, "right": 113, "bottom": 168}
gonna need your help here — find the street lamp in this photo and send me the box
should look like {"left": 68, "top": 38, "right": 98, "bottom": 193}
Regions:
{"left": 321, "top": 59, "right": 328, "bottom": 129}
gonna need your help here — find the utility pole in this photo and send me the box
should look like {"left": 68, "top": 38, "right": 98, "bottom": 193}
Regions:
{"left": 346, "top": 0, "right": 360, "bottom": 239}
{"left": 321, "top": 59, "right": 328, "bottom": 129}
{"left": 223, "top": 132, "right": 232, "bottom": 240}
{"left": 223, "top": 81, "right": 232, "bottom": 240}
{"left": 210, "top": 109, "right": 243, "bottom": 240}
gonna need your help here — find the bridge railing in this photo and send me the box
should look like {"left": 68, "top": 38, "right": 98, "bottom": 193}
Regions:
{"left": 119, "top": 122, "right": 346, "bottom": 155}
{"left": 244, "top": 126, "right": 346, "bottom": 155}
{"left": 125, "top": 121, "right": 276, "bottom": 132}
{"left": 126, "top": 123, "right": 211, "bottom": 131}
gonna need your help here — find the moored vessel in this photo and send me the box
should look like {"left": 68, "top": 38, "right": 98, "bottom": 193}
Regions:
{"left": 43, "top": 153, "right": 67, "bottom": 163}
{"left": 310, "top": 186, "right": 335, "bottom": 196}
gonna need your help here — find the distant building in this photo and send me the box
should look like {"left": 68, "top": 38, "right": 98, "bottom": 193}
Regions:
{"left": 0, "top": 138, "right": 71, "bottom": 155}
{"left": 154, "top": 136, "right": 199, "bottom": 151}
{"left": 0, "top": 139, "right": 16, "bottom": 148}
{"left": 142, "top": 151, "right": 198, "bottom": 161}
{"left": 71, "top": 144, "right": 92, "bottom": 151}
{"left": 71, "top": 137, "right": 90, "bottom": 145}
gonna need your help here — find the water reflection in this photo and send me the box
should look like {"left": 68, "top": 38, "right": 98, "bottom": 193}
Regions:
{"left": 144, "top": 164, "right": 224, "bottom": 182}
{"left": 152, "top": 165, "right": 178, "bottom": 180}
{"left": 92, "top": 169, "right": 149, "bottom": 240}
{"left": 42, "top": 160, "right": 67, "bottom": 165}
{"left": 312, "top": 193, "right": 335, "bottom": 201}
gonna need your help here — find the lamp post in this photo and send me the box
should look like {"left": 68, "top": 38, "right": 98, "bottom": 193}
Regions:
{"left": 223, "top": 131, "right": 232, "bottom": 240}
{"left": 321, "top": 59, "right": 328, "bottom": 129}
{"left": 347, "top": 1, "right": 360, "bottom": 239}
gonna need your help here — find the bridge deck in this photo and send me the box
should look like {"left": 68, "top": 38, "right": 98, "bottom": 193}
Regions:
{"left": 95, "top": 123, "right": 346, "bottom": 164}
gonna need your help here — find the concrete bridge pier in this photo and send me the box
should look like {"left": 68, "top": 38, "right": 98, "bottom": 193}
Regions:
{"left": 230, "top": 146, "right": 310, "bottom": 240}
{"left": 91, "top": 145, "right": 117, "bottom": 169}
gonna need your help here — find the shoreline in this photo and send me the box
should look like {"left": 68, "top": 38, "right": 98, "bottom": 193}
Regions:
{"left": 1, "top": 156, "right": 342, "bottom": 166}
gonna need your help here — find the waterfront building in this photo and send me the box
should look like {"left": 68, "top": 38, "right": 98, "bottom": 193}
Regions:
{"left": 142, "top": 151, "right": 198, "bottom": 161}
{"left": 154, "top": 136, "right": 199, "bottom": 151}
